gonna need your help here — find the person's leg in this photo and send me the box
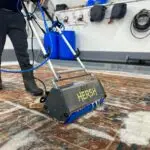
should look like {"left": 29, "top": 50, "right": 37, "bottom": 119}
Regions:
{"left": 0, "top": 11, "right": 7, "bottom": 89}
{"left": 7, "top": 12, "right": 43, "bottom": 96}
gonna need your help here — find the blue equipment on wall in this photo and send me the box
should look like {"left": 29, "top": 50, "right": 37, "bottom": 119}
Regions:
{"left": 96, "top": 0, "right": 109, "bottom": 4}
{"left": 86, "top": 0, "right": 95, "bottom": 6}
{"left": 86, "top": 0, "right": 108, "bottom": 6}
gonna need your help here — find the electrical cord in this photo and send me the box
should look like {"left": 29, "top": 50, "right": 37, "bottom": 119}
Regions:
{"left": 130, "top": 9, "right": 150, "bottom": 39}
{"left": 33, "top": 17, "right": 45, "bottom": 33}
{"left": 27, "top": 15, "right": 47, "bottom": 94}
{"left": 30, "top": 1, "right": 38, "bottom": 15}
{"left": 17, "top": 0, "right": 38, "bottom": 17}
{"left": 28, "top": 22, "right": 35, "bottom": 66}
{"left": 133, "top": 9, "right": 150, "bottom": 32}
{"left": 34, "top": 77, "right": 47, "bottom": 95}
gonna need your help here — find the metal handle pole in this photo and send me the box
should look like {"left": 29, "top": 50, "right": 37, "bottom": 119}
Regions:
{"left": 56, "top": 27, "right": 87, "bottom": 72}
{"left": 40, "top": 6, "right": 87, "bottom": 72}
{"left": 29, "top": 21, "right": 59, "bottom": 80}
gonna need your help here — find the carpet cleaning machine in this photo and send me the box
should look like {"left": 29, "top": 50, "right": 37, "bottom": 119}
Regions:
{"left": 21, "top": 0, "right": 106, "bottom": 123}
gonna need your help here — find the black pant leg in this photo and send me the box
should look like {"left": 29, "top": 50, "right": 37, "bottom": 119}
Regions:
{"left": 7, "top": 12, "right": 31, "bottom": 68}
{"left": 0, "top": 10, "right": 7, "bottom": 61}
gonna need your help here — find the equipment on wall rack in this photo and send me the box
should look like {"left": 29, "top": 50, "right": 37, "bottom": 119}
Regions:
{"left": 56, "top": 4, "right": 68, "bottom": 11}
{"left": 90, "top": 5, "right": 106, "bottom": 22}
{"left": 109, "top": 3, "right": 127, "bottom": 23}
{"left": 130, "top": 9, "right": 150, "bottom": 39}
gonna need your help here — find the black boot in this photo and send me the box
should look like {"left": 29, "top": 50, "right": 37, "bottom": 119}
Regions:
{"left": 22, "top": 70, "right": 43, "bottom": 96}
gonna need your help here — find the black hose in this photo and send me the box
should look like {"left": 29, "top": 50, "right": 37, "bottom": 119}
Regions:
{"left": 133, "top": 9, "right": 150, "bottom": 32}
{"left": 130, "top": 9, "right": 150, "bottom": 39}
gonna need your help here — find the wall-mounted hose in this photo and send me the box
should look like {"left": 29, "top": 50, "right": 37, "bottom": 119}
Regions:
{"left": 130, "top": 9, "right": 150, "bottom": 39}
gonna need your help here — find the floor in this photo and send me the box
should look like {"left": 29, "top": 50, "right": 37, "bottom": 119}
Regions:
{"left": 0, "top": 64, "right": 150, "bottom": 150}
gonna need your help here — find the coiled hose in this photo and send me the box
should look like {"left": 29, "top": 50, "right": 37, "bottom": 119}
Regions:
{"left": 130, "top": 9, "right": 150, "bottom": 39}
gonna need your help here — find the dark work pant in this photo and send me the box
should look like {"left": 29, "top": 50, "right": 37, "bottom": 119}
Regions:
{"left": 0, "top": 10, "right": 30, "bottom": 68}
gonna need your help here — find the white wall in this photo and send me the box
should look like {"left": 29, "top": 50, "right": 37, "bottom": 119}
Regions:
{"left": 55, "top": 0, "right": 150, "bottom": 53}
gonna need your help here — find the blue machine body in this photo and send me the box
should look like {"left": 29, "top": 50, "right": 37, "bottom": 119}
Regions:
{"left": 65, "top": 98, "right": 105, "bottom": 123}
{"left": 44, "top": 79, "right": 106, "bottom": 124}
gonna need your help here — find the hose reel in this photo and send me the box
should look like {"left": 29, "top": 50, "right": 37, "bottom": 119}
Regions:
{"left": 130, "top": 9, "right": 150, "bottom": 39}
{"left": 133, "top": 9, "right": 150, "bottom": 32}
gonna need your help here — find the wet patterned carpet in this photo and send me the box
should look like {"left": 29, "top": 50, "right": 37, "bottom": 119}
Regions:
{"left": 0, "top": 66, "right": 150, "bottom": 150}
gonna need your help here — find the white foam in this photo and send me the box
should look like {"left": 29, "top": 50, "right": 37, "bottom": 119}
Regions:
{"left": 67, "top": 124, "right": 114, "bottom": 141}
{"left": 83, "top": 111, "right": 98, "bottom": 119}
{"left": 105, "top": 102, "right": 131, "bottom": 110}
{"left": 0, "top": 107, "right": 19, "bottom": 115}
{"left": 0, "top": 129, "right": 37, "bottom": 150}
{"left": 77, "top": 106, "right": 104, "bottom": 123}
{"left": 96, "top": 105, "right": 105, "bottom": 111}
{"left": 120, "top": 111, "right": 150, "bottom": 146}
{"left": 5, "top": 101, "right": 50, "bottom": 120}
{"left": 90, "top": 70, "right": 150, "bottom": 80}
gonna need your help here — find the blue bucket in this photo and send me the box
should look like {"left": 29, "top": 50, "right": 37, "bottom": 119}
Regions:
{"left": 86, "top": 0, "right": 108, "bottom": 6}
{"left": 96, "top": 0, "right": 108, "bottom": 4}
{"left": 44, "top": 32, "right": 59, "bottom": 59}
{"left": 59, "top": 31, "right": 76, "bottom": 60}
{"left": 86, "top": 0, "right": 95, "bottom": 6}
